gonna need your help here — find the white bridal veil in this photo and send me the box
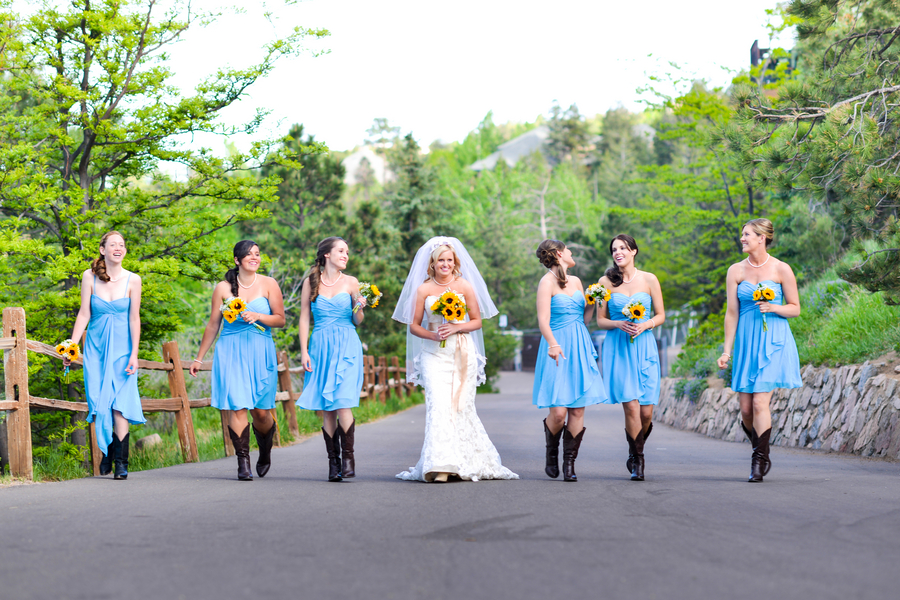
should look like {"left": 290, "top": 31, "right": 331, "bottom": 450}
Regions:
{"left": 391, "top": 236, "right": 499, "bottom": 385}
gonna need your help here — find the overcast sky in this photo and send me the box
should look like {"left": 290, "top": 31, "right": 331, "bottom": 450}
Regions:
{"left": 164, "top": 0, "right": 794, "bottom": 153}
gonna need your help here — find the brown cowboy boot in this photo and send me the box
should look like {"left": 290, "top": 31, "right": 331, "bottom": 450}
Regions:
{"left": 338, "top": 420, "right": 356, "bottom": 478}
{"left": 323, "top": 428, "right": 342, "bottom": 482}
{"left": 228, "top": 425, "right": 253, "bottom": 481}
{"left": 562, "top": 427, "right": 585, "bottom": 482}
{"left": 543, "top": 418, "right": 563, "bottom": 479}
{"left": 252, "top": 421, "right": 277, "bottom": 478}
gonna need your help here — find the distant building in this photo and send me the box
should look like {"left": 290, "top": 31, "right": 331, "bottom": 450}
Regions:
{"left": 469, "top": 125, "right": 551, "bottom": 171}
{"left": 341, "top": 146, "right": 394, "bottom": 187}
{"left": 751, "top": 39, "right": 797, "bottom": 96}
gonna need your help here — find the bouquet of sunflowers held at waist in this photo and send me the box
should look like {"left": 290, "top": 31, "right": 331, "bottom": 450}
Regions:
{"left": 354, "top": 282, "right": 382, "bottom": 313}
{"left": 585, "top": 282, "right": 611, "bottom": 305}
{"left": 221, "top": 296, "right": 265, "bottom": 332}
{"left": 752, "top": 283, "right": 776, "bottom": 332}
{"left": 622, "top": 300, "right": 647, "bottom": 344}
{"left": 55, "top": 339, "right": 80, "bottom": 383}
{"left": 430, "top": 290, "right": 467, "bottom": 348}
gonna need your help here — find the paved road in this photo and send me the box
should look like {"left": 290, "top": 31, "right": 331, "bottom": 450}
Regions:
{"left": 2, "top": 372, "right": 899, "bottom": 600}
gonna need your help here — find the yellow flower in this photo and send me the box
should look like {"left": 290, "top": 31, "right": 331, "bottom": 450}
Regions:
{"left": 56, "top": 343, "right": 67, "bottom": 356}
{"left": 440, "top": 291, "right": 458, "bottom": 307}
{"left": 585, "top": 295, "right": 595, "bottom": 305}
{"left": 229, "top": 298, "right": 247, "bottom": 312}
{"left": 65, "top": 345, "right": 79, "bottom": 360}
{"left": 762, "top": 288, "right": 775, "bottom": 301}
{"left": 371, "top": 299, "right": 379, "bottom": 308}
{"left": 223, "top": 309, "right": 238, "bottom": 323}
{"left": 630, "top": 305, "right": 645, "bottom": 320}
{"left": 753, "top": 290, "right": 762, "bottom": 301}
{"left": 430, "top": 300, "right": 442, "bottom": 312}
{"left": 603, "top": 290, "right": 611, "bottom": 302}
{"left": 453, "top": 306, "right": 466, "bottom": 321}
{"left": 370, "top": 284, "right": 380, "bottom": 296}
{"left": 442, "top": 306, "right": 456, "bottom": 320}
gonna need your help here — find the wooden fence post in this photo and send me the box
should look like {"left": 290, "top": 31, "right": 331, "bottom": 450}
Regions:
{"left": 220, "top": 411, "right": 235, "bottom": 457}
{"left": 3, "top": 308, "right": 32, "bottom": 480}
{"left": 391, "top": 356, "right": 405, "bottom": 399}
{"left": 88, "top": 423, "right": 102, "bottom": 476}
{"left": 276, "top": 351, "right": 300, "bottom": 439}
{"left": 162, "top": 341, "right": 199, "bottom": 463}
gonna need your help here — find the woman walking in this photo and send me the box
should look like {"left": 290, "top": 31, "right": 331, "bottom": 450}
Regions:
{"left": 717, "top": 218, "right": 802, "bottom": 482}
{"left": 533, "top": 240, "right": 607, "bottom": 482}
{"left": 297, "top": 237, "right": 366, "bottom": 482}
{"left": 64, "top": 231, "right": 146, "bottom": 479}
{"left": 191, "top": 240, "right": 284, "bottom": 481}
{"left": 393, "top": 237, "right": 517, "bottom": 483}
{"left": 596, "top": 234, "right": 665, "bottom": 481}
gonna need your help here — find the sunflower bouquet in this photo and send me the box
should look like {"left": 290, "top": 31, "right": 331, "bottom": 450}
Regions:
{"left": 354, "top": 282, "right": 382, "bottom": 313}
{"left": 221, "top": 296, "right": 265, "bottom": 332}
{"left": 622, "top": 300, "right": 647, "bottom": 344}
{"left": 430, "top": 290, "right": 468, "bottom": 348}
{"left": 752, "top": 283, "right": 776, "bottom": 332}
{"left": 585, "top": 282, "right": 611, "bottom": 305}
{"left": 55, "top": 338, "right": 80, "bottom": 383}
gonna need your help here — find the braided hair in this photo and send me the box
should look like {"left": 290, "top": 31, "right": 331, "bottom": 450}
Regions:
{"left": 605, "top": 234, "right": 639, "bottom": 287}
{"left": 536, "top": 239, "right": 568, "bottom": 289}
{"left": 225, "top": 240, "right": 259, "bottom": 297}
{"left": 307, "top": 237, "right": 346, "bottom": 302}
{"left": 91, "top": 231, "right": 125, "bottom": 283}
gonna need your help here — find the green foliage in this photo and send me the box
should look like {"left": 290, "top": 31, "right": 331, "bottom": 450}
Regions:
{"left": 675, "top": 377, "right": 709, "bottom": 404}
{"left": 32, "top": 419, "right": 90, "bottom": 481}
{"left": 480, "top": 321, "right": 518, "bottom": 393}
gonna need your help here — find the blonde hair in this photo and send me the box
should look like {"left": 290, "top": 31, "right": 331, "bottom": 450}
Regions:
{"left": 425, "top": 244, "right": 461, "bottom": 281}
{"left": 743, "top": 218, "right": 774, "bottom": 247}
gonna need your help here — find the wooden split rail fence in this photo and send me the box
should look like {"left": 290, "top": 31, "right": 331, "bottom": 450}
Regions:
{"left": 0, "top": 307, "right": 414, "bottom": 480}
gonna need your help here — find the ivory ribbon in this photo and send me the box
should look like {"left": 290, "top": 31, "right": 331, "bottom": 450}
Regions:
{"left": 429, "top": 324, "right": 468, "bottom": 420}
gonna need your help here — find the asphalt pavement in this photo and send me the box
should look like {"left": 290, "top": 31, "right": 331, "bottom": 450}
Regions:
{"left": 1, "top": 372, "right": 899, "bottom": 600}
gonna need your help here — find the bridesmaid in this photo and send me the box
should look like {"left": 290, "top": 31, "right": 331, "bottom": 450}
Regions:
{"left": 64, "top": 231, "right": 146, "bottom": 480}
{"left": 596, "top": 234, "right": 665, "bottom": 481}
{"left": 717, "top": 218, "right": 801, "bottom": 482}
{"left": 297, "top": 237, "right": 366, "bottom": 482}
{"left": 190, "top": 240, "right": 284, "bottom": 481}
{"left": 533, "top": 240, "right": 608, "bottom": 482}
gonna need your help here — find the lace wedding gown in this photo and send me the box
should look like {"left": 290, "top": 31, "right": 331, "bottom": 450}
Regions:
{"left": 396, "top": 295, "right": 519, "bottom": 482}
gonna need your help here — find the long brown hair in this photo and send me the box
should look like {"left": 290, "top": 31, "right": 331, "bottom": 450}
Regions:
{"left": 536, "top": 239, "right": 568, "bottom": 289}
{"left": 91, "top": 231, "right": 125, "bottom": 283}
{"left": 225, "top": 240, "right": 259, "bottom": 297}
{"left": 308, "top": 237, "right": 346, "bottom": 302}
{"left": 605, "top": 234, "right": 639, "bottom": 287}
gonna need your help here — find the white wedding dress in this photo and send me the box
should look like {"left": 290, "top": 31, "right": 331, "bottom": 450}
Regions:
{"left": 396, "top": 295, "right": 519, "bottom": 482}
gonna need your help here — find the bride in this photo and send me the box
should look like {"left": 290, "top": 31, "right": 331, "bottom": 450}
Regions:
{"left": 393, "top": 237, "right": 518, "bottom": 483}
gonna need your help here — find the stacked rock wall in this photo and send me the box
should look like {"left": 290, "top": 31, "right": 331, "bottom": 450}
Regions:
{"left": 658, "top": 362, "right": 900, "bottom": 459}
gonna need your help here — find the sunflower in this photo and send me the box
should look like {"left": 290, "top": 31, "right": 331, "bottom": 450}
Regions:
{"left": 371, "top": 299, "right": 379, "bottom": 308}
{"left": 222, "top": 309, "right": 238, "bottom": 323}
{"left": 752, "top": 290, "right": 762, "bottom": 301}
{"left": 431, "top": 300, "right": 442, "bottom": 312}
{"left": 55, "top": 343, "right": 67, "bottom": 356}
{"left": 603, "top": 289, "right": 611, "bottom": 302}
{"left": 65, "top": 345, "right": 80, "bottom": 360}
{"left": 442, "top": 306, "right": 456, "bottom": 320}
{"left": 370, "top": 284, "right": 380, "bottom": 296}
{"left": 440, "top": 291, "right": 458, "bottom": 307}
{"left": 229, "top": 297, "right": 247, "bottom": 312}
{"left": 585, "top": 295, "right": 595, "bottom": 305}
{"left": 630, "top": 305, "right": 645, "bottom": 320}
{"left": 453, "top": 306, "right": 466, "bottom": 320}
{"left": 762, "top": 288, "right": 775, "bottom": 301}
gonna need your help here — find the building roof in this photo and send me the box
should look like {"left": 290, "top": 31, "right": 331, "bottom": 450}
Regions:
{"left": 469, "top": 125, "right": 550, "bottom": 171}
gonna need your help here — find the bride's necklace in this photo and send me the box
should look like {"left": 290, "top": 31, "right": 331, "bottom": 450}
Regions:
{"left": 622, "top": 269, "right": 637, "bottom": 284}
{"left": 747, "top": 254, "right": 770, "bottom": 268}
{"left": 320, "top": 271, "right": 342, "bottom": 287}
{"left": 237, "top": 273, "right": 257, "bottom": 289}
{"left": 431, "top": 275, "right": 454, "bottom": 286}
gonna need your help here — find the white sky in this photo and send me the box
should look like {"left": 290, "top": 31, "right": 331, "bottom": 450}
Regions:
{"left": 164, "top": 0, "right": 794, "bottom": 153}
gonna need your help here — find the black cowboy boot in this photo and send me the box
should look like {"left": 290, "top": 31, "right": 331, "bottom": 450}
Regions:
{"left": 562, "top": 427, "right": 585, "bottom": 482}
{"left": 252, "top": 421, "right": 277, "bottom": 478}
{"left": 627, "top": 422, "right": 653, "bottom": 473}
{"left": 113, "top": 433, "right": 130, "bottom": 480}
{"left": 338, "top": 421, "right": 356, "bottom": 478}
{"left": 626, "top": 430, "right": 645, "bottom": 481}
{"left": 323, "top": 428, "right": 342, "bottom": 482}
{"left": 749, "top": 428, "right": 772, "bottom": 482}
{"left": 228, "top": 425, "right": 253, "bottom": 481}
{"left": 741, "top": 421, "right": 752, "bottom": 442}
{"left": 543, "top": 418, "right": 563, "bottom": 479}
{"left": 100, "top": 438, "right": 115, "bottom": 476}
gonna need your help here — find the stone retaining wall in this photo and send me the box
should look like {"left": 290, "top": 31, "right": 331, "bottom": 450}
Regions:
{"left": 658, "top": 361, "right": 900, "bottom": 459}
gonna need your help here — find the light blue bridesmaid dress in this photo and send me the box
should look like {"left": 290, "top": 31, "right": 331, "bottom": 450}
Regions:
{"left": 211, "top": 296, "right": 278, "bottom": 411}
{"left": 83, "top": 274, "right": 146, "bottom": 455}
{"left": 602, "top": 292, "right": 661, "bottom": 405}
{"left": 297, "top": 292, "right": 364, "bottom": 411}
{"left": 533, "top": 292, "right": 608, "bottom": 409}
{"left": 732, "top": 280, "right": 802, "bottom": 393}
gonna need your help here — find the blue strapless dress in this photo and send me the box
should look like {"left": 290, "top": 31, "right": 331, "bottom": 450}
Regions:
{"left": 83, "top": 274, "right": 146, "bottom": 455}
{"left": 732, "top": 281, "right": 802, "bottom": 393}
{"left": 211, "top": 297, "right": 278, "bottom": 411}
{"left": 297, "top": 292, "right": 364, "bottom": 411}
{"left": 533, "top": 292, "right": 608, "bottom": 409}
{"left": 602, "top": 292, "right": 661, "bottom": 405}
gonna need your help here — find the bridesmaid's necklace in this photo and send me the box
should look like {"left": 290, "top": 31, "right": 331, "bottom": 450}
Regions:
{"left": 107, "top": 270, "right": 126, "bottom": 283}
{"left": 320, "top": 271, "right": 342, "bottom": 287}
{"left": 746, "top": 254, "right": 770, "bottom": 268}
{"left": 237, "top": 273, "right": 257, "bottom": 289}
{"left": 622, "top": 269, "right": 637, "bottom": 284}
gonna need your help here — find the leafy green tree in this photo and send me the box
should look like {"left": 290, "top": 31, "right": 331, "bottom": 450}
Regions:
{"left": 547, "top": 102, "right": 590, "bottom": 164}
{"left": 728, "top": 0, "right": 900, "bottom": 302}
